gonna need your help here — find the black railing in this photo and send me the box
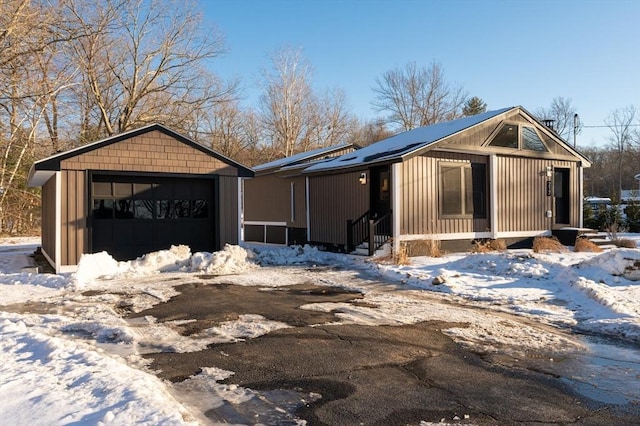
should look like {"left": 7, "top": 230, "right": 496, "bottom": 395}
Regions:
{"left": 347, "top": 210, "right": 392, "bottom": 255}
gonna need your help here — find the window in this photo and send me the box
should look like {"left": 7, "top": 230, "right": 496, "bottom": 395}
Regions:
{"left": 439, "top": 162, "right": 486, "bottom": 218}
{"left": 489, "top": 124, "right": 518, "bottom": 148}
{"left": 522, "top": 126, "right": 547, "bottom": 151}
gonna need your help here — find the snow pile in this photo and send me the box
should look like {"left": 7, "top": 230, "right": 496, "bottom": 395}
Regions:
{"left": 578, "top": 248, "right": 640, "bottom": 279}
{"left": 253, "top": 244, "right": 344, "bottom": 266}
{"left": 0, "top": 315, "right": 198, "bottom": 426}
{"left": 0, "top": 271, "right": 67, "bottom": 289}
{"left": 73, "top": 251, "right": 123, "bottom": 287}
{"left": 188, "top": 244, "right": 256, "bottom": 274}
{"left": 72, "top": 245, "right": 256, "bottom": 289}
{"left": 128, "top": 245, "right": 192, "bottom": 273}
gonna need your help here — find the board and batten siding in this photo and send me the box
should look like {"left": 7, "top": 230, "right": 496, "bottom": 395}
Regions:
{"left": 60, "top": 170, "right": 88, "bottom": 266}
{"left": 309, "top": 171, "right": 369, "bottom": 246}
{"left": 41, "top": 174, "right": 57, "bottom": 264}
{"left": 399, "top": 152, "right": 490, "bottom": 236}
{"left": 54, "top": 130, "right": 241, "bottom": 266}
{"left": 218, "top": 175, "right": 239, "bottom": 246}
{"left": 495, "top": 156, "right": 580, "bottom": 232}
{"left": 244, "top": 174, "right": 307, "bottom": 228}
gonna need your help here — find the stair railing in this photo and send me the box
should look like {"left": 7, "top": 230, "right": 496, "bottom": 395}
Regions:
{"left": 347, "top": 210, "right": 392, "bottom": 255}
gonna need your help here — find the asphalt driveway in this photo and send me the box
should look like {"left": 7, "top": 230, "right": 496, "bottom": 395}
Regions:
{"left": 135, "top": 277, "right": 639, "bottom": 425}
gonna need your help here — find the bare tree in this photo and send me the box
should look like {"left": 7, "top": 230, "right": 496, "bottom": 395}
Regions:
{"left": 347, "top": 118, "right": 394, "bottom": 147}
{"left": 606, "top": 106, "right": 637, "bottom": 199}
{"left": 258, "top": 47, "right": 314, "bottom": 157}
{"left": 535, "top": 97, "right": 580, "bottom": 142}
{"left": 258, "top": 48, "right": 358, "bottom": 158}
{"left": 371, "top": 61, "right": 467, "bottom": 131}
{"left": 62, "top": 0, "right": 236, "bottom": 136}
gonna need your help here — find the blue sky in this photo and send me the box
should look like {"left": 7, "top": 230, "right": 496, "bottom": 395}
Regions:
{"left": 201, "top": 0, "right": 640, "bottom": 147}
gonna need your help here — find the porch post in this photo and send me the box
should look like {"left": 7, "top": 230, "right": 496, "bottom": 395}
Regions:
{"left": 490, "top": 155, "right": 498, "bottom": 239}
{"left": 391, "top": 163, "right": 401, "bottom": 254}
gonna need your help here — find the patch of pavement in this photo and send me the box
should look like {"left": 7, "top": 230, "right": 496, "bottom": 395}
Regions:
{"left": 139, "top": 282, "right": 640, "bottom": 425}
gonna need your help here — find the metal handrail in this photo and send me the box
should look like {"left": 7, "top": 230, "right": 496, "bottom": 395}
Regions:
{"left": 347, "top": 209, "right": 392, "bottom": 255}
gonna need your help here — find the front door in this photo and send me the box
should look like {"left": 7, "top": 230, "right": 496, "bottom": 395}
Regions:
{"left": 370, "top": 166, "right": 390, "bottom": 218}
{"left": 554, "top": 168, "right": 570, "bottom": 225}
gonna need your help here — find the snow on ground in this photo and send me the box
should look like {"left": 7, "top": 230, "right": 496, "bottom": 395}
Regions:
{"left": 1, "top": 236, "right": 639, "bottom": 425}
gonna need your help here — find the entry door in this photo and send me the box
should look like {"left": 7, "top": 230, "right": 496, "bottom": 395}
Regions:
{"left": 370, "top": 166, "right": 390, "bottom": 218}
{"left": 554, "top": 168, "right": 570, "bottom": 224}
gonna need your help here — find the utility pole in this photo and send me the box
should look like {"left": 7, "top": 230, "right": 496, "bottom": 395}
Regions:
{"left": 573, "top": 113, "right": 579, "bottom": 148}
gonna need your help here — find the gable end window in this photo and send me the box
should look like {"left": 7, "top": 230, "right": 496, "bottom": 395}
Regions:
{"left": 439, "top": 162, "right": 487, "bottom": 218}
{"left": 488, "top": 123, "right": 548, "bottom": 152}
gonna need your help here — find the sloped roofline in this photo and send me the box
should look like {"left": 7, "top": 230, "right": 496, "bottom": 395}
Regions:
{"left": 28, "top": 123, "right": 254, "bottom": 186}
{"left": 303, "top": 106, "right": 591, "bottom": 174}
{"left": 253, "top": 143, "right": 355, "bottom": 174}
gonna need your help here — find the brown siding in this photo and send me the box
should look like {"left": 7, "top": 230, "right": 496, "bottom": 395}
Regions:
{"left": 41, "top": 175, "right": 57, "bottom": 263}
{"left": 218, "top": 175, "right": 239, "bottom": 246}
{"left": 309, "top": 171, "right": 369, "bottom": 246}
{"left": 496, "top": 157, "right": 580, "bottom": 232}
{"left": 244, "top": 175, "right": 307, "bottom": 228}
{"left": 60, "top": 170, "right": 87, "bottom": 265}
{"left": 400, "top": 152, "right": 489, "bottom": 236}
{"left": 60, "top": 130, "right": 238, "bottom": 176}
{"left": 438, "top": 109, "right": 576, "bottom": 160}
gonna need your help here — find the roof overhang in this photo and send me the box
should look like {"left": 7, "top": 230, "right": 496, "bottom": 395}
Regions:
{"left": 27, "top": 168, "right": 56, "bottom": 187}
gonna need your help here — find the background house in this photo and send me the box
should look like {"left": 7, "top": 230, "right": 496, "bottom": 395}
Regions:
{"left": 243, "top": 144, "right": 356, "bottom": 245}
{"left": 28, "top": 124, "right": 253, "bottom": 272}
{"left": 262, "top": 106, "right": 591, "bottom": 254}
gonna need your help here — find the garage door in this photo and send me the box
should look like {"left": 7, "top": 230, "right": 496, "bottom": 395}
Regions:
{"left": 90, "top": 174, "right": 216, "bottom": 260}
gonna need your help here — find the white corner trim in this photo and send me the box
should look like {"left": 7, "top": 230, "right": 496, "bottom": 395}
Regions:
{"left": 305, "top": 176, "right": 311, "bottom": 242}
{"left": 55, "top": 171, "right": 62, "bottom": 274}
{"left": 59, "top": 265, "right": 78, "bottom": 274}
{"left": 578, "top": 166, "right": 584, "bottom": 228}
{"left": 392, "top": 163, "right": 401, "bottom": 253}
{"left": 238, "top": 178, "right": 243, "bottom": 243}
{"left": 490, "top": 155, "right": 498, "bottom": 238}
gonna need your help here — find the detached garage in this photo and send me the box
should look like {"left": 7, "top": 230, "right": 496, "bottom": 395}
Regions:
{"left": 28, "top": 124, "right": 253, "bottom": 273}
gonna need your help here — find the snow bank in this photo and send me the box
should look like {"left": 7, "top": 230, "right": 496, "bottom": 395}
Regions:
{"left": 188, "top": 244, "right": 256, "bottom": 274}
{"left": 578, "top": 248, "right": 640, "bottom": 279}
{"left": 72, "top": 245, "right": 256, "bottom": 289}
{"left": 0, "top": 315, "right": 198, "bottom": 425}
{"left": 253, "top": 244, "right": 345, "bottom": 266}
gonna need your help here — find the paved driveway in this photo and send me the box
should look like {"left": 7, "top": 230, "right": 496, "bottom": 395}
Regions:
{"left": 134, "top": 272, "right": 639, "bottom": 425}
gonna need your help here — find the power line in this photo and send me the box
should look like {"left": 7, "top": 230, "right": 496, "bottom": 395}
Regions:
{"left": 582, "top": 124, "right": 640, "bottom": 128}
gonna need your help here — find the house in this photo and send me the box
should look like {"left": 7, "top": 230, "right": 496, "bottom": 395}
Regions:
{"left": 28, "top": 124, "right": 253, "bottom": 273}
{"left": 245, "top": 106, "right": 591, "bottom": 254}
{"left": 243, "top": 143, "right": 357, "bottom": 245}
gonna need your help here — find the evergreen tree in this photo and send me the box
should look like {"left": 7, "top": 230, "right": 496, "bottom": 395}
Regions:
{"left": 462, "top": 97, "right": 487, "bottom": 116}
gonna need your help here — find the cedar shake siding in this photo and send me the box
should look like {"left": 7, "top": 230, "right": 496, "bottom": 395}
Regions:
{"left": 28, "top": 124, "right": 252, "bottom": 272}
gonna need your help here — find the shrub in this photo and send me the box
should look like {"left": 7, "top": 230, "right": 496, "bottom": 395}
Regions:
{"left": 574, "top": 237, "right": 603, "bottom": 253}
{"left": 472, "top": 239, "right": 507, "bottom": 253}
{"left": 612, "top": 238, "right": 637, "bottom": 249}
{"left": 532, "top": 236, "right": 567, "bottom": 253}
{"left": 393, "top": 243, "right": 410, "bottom": 265}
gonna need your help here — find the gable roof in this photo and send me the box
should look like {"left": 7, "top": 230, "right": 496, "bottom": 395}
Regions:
{"left": 254, "top": 143, "right": 355, "bottom": 174}
{"left": 28, "top": 124, "right": 254, "bottom": 186}
{"left": 304, "top": 106, "right": 591, "bottom": 174}
{"left": 304, "top": 108, "right": 512, "bottom": 173}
